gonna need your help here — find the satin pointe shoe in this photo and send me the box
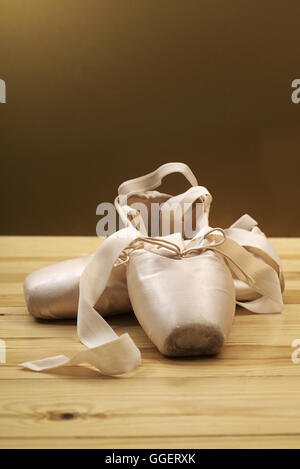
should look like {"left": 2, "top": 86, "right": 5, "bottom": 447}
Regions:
{"left": 21, "top": 163, "right": 283, "bottom": 375}
{"left": 24, "top": 256, "right": 131, "bottom": 319}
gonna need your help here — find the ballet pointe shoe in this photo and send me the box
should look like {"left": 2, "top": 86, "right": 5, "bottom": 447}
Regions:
{"left": 24, "top": 256, "right": 131, "bottom": 319}
{"left": 126, "top": 240, "right": 235, "bottom": 356}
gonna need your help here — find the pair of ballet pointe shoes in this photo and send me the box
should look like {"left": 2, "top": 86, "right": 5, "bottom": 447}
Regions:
{"left": 22, "top": 163, "right": 284, "bottom": 375}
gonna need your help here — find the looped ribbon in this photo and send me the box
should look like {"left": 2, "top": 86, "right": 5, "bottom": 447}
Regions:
{"left": 21, "top": 226, "right": 283, "bottom": 376}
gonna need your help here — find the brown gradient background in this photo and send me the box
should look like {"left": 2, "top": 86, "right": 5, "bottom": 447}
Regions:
{"left": 1, "top": 0, "right": 300, "bottom": 236}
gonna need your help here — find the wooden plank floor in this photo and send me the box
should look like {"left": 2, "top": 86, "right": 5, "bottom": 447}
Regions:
{"left": 0, "top": 236, "right": 300, "bottom": 449}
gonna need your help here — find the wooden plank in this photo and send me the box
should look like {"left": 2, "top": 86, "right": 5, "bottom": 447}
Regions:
{"left": 1, "top": 305, "right": 300, "bottom": 343}
{"left": 0, "top": 307, "right": 29, "bottom": 316}
{"left": 0, "top": 377, "right": 300, "bottom": 439}
{"left": 0, "top": 236, "right": 103, "bottom": 258}
{"left": 0, "top": 343, "right": 298, "bottom": 380}
{"left": 0, "top": 435, "right": 299, "bottom": 449}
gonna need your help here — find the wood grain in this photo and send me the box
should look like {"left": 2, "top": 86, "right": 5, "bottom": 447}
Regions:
{"left": 0, "top": 236, "right": 299, "bottom": 449}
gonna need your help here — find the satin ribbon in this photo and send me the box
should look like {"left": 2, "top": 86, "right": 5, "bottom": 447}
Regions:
{"left": 21, "top": 226, "right": 283, "bottom": 376}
